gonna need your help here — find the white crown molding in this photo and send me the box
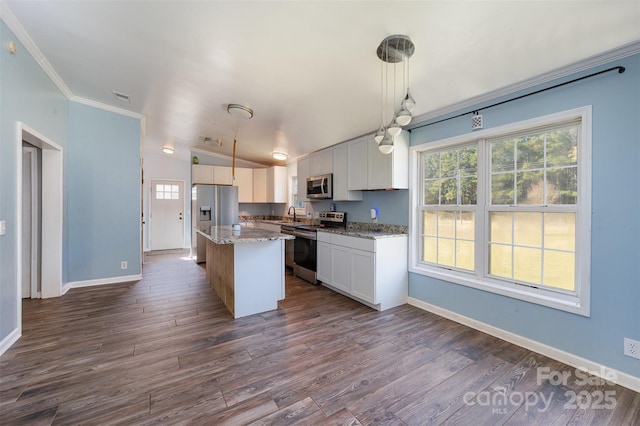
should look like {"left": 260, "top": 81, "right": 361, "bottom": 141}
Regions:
{"left": 1, "top": 2, "right": 143, "bottom": 121}
{"left": 411, "top": 40, "right": 640, "bottom": 126}
{"left": 70, "top": 96, "right": 144, "bottom": 120}
{"left": 0, "top": 1, "right": 73, "bottom": 98}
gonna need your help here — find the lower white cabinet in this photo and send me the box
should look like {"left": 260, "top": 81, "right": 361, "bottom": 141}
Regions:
{"left": 317, "top": 231, "right": 407, "bottom": 310}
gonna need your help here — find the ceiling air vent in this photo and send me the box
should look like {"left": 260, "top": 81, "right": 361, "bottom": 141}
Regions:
{"left": 113, "top": 91, "right": 131, "bottom": 103}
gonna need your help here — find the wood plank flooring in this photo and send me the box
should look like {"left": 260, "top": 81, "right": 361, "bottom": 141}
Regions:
{"left": 1, "top": 253, "right": 638, "bottom": 425}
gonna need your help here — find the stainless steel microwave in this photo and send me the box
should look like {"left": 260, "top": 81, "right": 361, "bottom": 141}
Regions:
{"left": 306, "top": 174, "right": 333, "bottom": 199}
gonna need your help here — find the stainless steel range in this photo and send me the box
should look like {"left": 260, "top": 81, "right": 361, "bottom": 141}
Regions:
{"left": 280, "top": 211, "right": 346, "bottom": 284}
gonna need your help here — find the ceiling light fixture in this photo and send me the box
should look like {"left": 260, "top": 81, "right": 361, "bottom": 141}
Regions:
{"left": 272, "top": 149, "right": 288, "bottom": 161}
{"left": 375, "top": 35, "right": 415, "bottom": 154}
{"left": 227, "top": 103, "right": 254, "bottom": 119}
{"left": 162, "top": 145, "right": 175, "bottom": 154}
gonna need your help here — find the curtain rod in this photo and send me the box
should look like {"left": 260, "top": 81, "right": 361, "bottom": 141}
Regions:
{"left": 409, "top": 65, "right": 626, "bottom": 131}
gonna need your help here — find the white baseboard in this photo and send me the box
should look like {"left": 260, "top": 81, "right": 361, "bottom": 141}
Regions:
{"left": 407, "top": 297, "right": 640, "bottom": 393}
{"left": 62, "top": 274, "right": 142, "bottom": 294}
{"left": 0, "top": 327, "right": 21, "bottom": 358}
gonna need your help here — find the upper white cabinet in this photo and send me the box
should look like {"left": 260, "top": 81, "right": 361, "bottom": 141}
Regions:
{"left": 346, "top": 130, "right": 409, "bottom": 191}
{"left": 297, "top": 156, "right": 310, "bottom": 202}
{"left": 253, "top": 166, "right": 287, "bottom": 203}
{"left": 347, "top": 136, "right": 369, "bottom": 191}
{"left": 368, "top": 130, "right": 409, "bottom": 190}
{"left": 192, "top": 164, "right": 214, "bottom": 184}
{"left": 309, "top": 147, "right": 333, "bottom": 176}
{"left": 191, "top": 165, "right": 234, "bottom": 185}
{"left": 267, "top": 166, "right": 287, "bottom": 203}
{"left": 252, "top": 168, "right": 268, "bottom": 202}
{"left": 333, "top": 143, "right": 362, "bottom": 201}
{"left": 233, "top": 168, "right": 253, "bottom": 203}
{"left": 213, "top": 166, "right": 233, "bottom": 185}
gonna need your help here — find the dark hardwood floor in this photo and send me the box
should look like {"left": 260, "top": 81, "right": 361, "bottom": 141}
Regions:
{"left": 1, "top": 253, "right": 638, "bottom": 425}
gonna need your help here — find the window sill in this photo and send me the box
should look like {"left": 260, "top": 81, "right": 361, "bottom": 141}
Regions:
{"left": 409, "top": 263, "right": 589, "bottom": 317}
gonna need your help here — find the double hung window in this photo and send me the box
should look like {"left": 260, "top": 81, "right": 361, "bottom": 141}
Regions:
{"left": 410, "top": 107, "right": 591, "bottom": 315}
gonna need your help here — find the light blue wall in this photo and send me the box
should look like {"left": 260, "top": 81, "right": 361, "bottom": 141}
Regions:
{"left": 408, "top": 55, "right": 640, "bottom": 377}
{"left": 67, "top": 102, "right": 141, "bottom": 281}
{"left": 1, "top": 19, "right": 142, "bottom": 347}
{"left": 0, "top": 21, "right": 68, "bottom": 339}
{"left": 308, "top": 190, "right": 409, "bottom": 226}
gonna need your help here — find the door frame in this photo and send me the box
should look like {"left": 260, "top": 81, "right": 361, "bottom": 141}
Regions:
{"left": 149, "top": 178, "right": 186, "bottom": 250}
{"left": 16, "top": 122, "right": 63, "bottom": 306}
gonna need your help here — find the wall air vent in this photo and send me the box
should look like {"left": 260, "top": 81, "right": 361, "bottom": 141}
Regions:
{"left": 113, "top": 91, "right": 131, "bottom": 103}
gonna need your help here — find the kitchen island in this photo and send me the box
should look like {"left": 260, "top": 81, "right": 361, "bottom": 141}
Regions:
{"left": 196, "top": 226, "right": 294, "bottom": 318}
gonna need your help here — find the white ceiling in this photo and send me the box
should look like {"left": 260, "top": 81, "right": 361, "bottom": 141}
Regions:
{"left": 4, "top": 1, "right": 639, "bottom": 166}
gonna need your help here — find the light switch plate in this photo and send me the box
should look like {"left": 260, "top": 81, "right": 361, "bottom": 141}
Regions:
{"left": 0, "top": 221, "right": 6, "bottom": 236}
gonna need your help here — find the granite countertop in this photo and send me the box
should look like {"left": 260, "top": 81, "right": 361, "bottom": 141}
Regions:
{"left": 316, "top": 228, "right": 407, "bottom": 240}
{"left": 196, "top": 225, "right": 294, "bottom": 245}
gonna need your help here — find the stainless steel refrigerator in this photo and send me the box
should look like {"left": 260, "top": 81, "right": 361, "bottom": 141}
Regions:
{"left": 192, "top": 184, "right": 239, "bottom": 263}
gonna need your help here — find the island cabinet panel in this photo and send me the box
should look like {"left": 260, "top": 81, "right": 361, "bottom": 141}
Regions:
{"left": 203, "top": 231, "right": 286, "bottom": 318}
{"left": 206, "top": 239, "right": 235, "bottom": 316}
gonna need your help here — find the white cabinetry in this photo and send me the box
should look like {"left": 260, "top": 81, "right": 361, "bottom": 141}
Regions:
{"left": 192, "top": 164, "right": 214, "bottom": 184}
{"left": 316, "top": 231, "right": 407, "bottom": 310}
{"left": 332, "top": 143, "right": 362, "bottom": 201}
{"left": 368, "top": 130, "right": 409, "bottom": 190}
{"left": 347, "top": 136, "right": 369, "bottom": 190}
{"left": 309, "top": 147, "right": 333, "bottom": 176}
{"left": 213, "top": 166, "right": 233, "bottom": 185}
{"left": 316, "top": 238, "right": 332, "bottom": 284}
{"left": 233, "top": 168, "right": 253, "bottom": 203}
{"left": 267, "top": 166, "right": 287, "bottom": 203}
{"left": 192, "top": 165, "right": 234, "bottom": 185}
{"left": 346, "top": 130, "right": 409, "bottom": 191}
{"left": 253, "top": 169, "right": 268, "bottom": 202}
{"left": 297, "top": 156, "right": 310, "bottom": 202}
{"left": 253, "top": 166, "right": 287, "bottom": 203}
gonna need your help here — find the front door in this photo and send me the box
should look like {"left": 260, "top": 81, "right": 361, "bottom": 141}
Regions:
{"left": 150, "top": 179, "right": 184, "bottom": 250}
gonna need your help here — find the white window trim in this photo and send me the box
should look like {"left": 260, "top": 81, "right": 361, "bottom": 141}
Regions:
{"left": 409, "top": 106, "right": 592, "bottom": 316}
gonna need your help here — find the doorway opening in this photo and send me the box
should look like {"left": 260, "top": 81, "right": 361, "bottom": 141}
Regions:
{"left": 18, "top": 123, "right": 63, "bottom": 301}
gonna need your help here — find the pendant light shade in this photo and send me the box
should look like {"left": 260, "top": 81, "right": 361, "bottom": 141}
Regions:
{"left": 402, "top": 88, "right": 416, "bottom": 113}
{"left": 374, "top": 124, "right": 386, "bottom": 144}
{"left": 378, "top": 134, "right": 394, "bottom": 154}
{"left": 387, "top": 119, "right": 402, "bottom": 137}
{"left": 395, "top": 104, "right": 412, "bottom": 126}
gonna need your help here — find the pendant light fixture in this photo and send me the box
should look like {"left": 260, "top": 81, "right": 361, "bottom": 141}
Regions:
{"left": 376, "top": 35, "right": 415, "bottom": 154}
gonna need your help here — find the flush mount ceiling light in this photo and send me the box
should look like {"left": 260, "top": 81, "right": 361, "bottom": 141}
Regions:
{"left": 272, "top": 149, "right": 288, "bottom": 161}
{"left": 227, "top": 104, "right": 254, "bottom": 119}
{"left": 375, "top": 35, "right": 416, "bottom": 154}
{"left": 162, "top": 145, "right": 175, "bottom": 154}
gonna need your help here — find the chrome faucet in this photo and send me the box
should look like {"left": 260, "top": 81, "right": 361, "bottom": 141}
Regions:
{"left": 287, "top": 206, "right": 297, "bottom": 222}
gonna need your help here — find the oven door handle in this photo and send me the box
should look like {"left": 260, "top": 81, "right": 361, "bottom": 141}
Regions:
{"left": 293, "top": 230, "right": 317, "bottom": 240}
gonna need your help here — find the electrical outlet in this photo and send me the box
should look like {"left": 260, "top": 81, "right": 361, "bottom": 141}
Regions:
{"left": 624, "top": 338, "right": 640, "bottom": 359}
{"left": 121, "top": 261, "right": 128, "bottom": 270}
